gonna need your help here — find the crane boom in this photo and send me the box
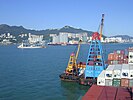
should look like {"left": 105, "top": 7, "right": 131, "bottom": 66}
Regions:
{"left": 75, "top": 40, "right": 82, "bottom": 60}
{"left": 100, "top": 14, "right": 104, "bottom": 40}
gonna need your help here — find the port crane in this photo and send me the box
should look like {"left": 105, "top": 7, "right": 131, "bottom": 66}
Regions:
{"left": 65, "top": 40, "right": 82, "bottom": 74}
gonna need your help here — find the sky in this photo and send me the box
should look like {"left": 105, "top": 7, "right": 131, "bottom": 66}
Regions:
{"left": 0, "top": 0, "right": 133, "bottom": 36}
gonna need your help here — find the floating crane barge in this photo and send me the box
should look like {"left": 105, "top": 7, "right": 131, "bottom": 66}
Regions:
{"left": 59, "top": 40, "right": 86, "bottom": 82}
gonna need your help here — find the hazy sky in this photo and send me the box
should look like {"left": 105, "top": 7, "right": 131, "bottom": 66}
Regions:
{"left": 0, "top": 0, "right": 133, "bottom": 36}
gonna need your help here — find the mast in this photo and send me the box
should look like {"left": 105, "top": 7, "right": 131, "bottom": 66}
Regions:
{"left": 100, "top": 14, "right": 104, "bottom": 40}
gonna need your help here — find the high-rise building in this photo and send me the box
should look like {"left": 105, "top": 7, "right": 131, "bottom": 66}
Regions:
{"left": 52, "top": 35, "right": 59, "bottom": 44}
{"left": 59, "top": 32, "right": 68, "bottom": 43}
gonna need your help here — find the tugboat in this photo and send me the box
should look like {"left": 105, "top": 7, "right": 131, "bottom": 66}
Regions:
{"left": 59, "top": 40, "right": 85, "bottom": 82}
{"left": 79, "top": 14, "right": 106, "bottom": 86}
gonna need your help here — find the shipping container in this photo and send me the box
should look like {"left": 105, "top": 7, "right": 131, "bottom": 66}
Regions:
{"left": 113, "top": 64, "right": 122, "bottom": 79}
{"left": 118, "top": 60, "right": 124, "bottom": 64}
{"left": 123, "top": 58, "right": 128, "bottom": 64}
{"left": 108, "top": 53, "right": 114, "bottom": 60}
{"left": 128, "top": 51, "right": 133, "bottom": 64}
{"left": 108, "top": 60, "right": 114, "bottom": 65}
{"left": 105, "top": 79, "right": 112, "bottom": 86}
{"left": 105, "top": 65, "right": 114, "bottom": 79}
{"left": 129, "top": 65, "right": 133, "bottom": 79}
{"left": 97, "top": 70, "right": 105, "bottom": 86}
{"left": 114, "top": 54, "right": 119, "bottom": 60}
{"left": 121, "top": 78, "right": 129, "bottom": 87}
{"left": 117, "top": 50, "right": 121, "bottom": 54}
{"left": 129, "top": 79, "right": 133, "bottom": 87}
{"left": 113, "top": 79, "right": 121, "bottom": 87}
{"left": 112, "top": 60, "right": 118, "bottom": 64}
{"left": 120, "top": 50, "right": 125, "bottom": 54}
{"left": 118, "top": 54, "right": 124, "bottom": 61}
{"left": 124, "top": 55, "right": 128, "bottom": 59}
{"left": 121, "top": 64, "right": 130, "bottom": 79}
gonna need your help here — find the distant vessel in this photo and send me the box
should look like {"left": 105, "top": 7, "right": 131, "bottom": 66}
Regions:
{"left": 18, "top": 42, "right": 46, "bottom": 49}
{"left": 47, "top": 42, "right": 78, "bottom": 46}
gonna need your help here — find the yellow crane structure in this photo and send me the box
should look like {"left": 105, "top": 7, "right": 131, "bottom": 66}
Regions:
{"left": 65, "top": 40, "right": 82, "bottom": 74}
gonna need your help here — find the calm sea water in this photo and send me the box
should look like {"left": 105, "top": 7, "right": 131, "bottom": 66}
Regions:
{"left": 0, "top": 43, "right": 133, "bottom": 100}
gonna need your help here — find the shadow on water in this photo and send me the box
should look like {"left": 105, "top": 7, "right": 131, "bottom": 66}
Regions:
{"left": 60, "top": 81, "right": 90, "bottom": 100}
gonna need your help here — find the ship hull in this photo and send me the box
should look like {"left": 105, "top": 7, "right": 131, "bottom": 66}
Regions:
{"left": 59, "top": 73, "right": 79, "bottom": 82}
{"left": 79, "top": 78, "right": 97, "bottom": 86}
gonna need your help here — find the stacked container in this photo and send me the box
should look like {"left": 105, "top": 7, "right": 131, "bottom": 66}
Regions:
{"left": 128, "top": 48, "right": 133, "bottom": 64}
{"left": 120, "top": 64, "right": 129, "bottom": 87}
{"left": 105, "top": 79, "right": 112, "bottom": 86}
{"left": 127, "top": 47, "right": 133, "bottom": 87}
{"left": 129, "top": 65, "right": 133, "bottom": 78}
{"left": 108, "top": 50, "right": 128, "bottom": 65}
{"left": 112, "top": 64, "right": 122, "bottom": 87}
{"left": 113, "top": 64, "right": 122, "bottom": 79}
{"left": 123, "top": 55, "right": 128, "bottom": 64}
{"left": 121, "top": 64, "right": 129, "bottom": 79}
{"left": 129, "top": 65, "right": 133, "bottom": 87}
{"left": 97, "top": 64, "right": 133, "bottom": 87}
{"left": 105, "top": 65, "right": 114, "bottom": 86}
{"left": 121, "top": 78, "right": 129, "bottom": 87}
{"left": 129, "top": 79, "right": 133, "bottom": 87}
{"left": 105, "top": 65, "right": 114, "bottom": 79}
{"left": 112, "top": 78, "right": 121, "bottom": 87}
{"left": 97, "top": 70, "right": 105, "bottom": 86}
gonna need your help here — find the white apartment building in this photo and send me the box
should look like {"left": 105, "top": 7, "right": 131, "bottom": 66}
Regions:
{"left": 59, "top": 32, "right": 68, "bottom": 43}
{"left": 52, "top": 35, "right": 59, "bottom": 44}
{"left": 28, "top": 33, "right": 43, "bottom": 43}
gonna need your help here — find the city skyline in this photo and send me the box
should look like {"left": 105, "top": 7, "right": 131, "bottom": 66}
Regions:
{"left": 0, "top": 0, "right": 133, "bottom": 36}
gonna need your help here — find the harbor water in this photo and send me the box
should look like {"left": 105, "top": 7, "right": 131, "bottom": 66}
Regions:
{"left": 0, "top": 43, "right": 133, "bottom": 100}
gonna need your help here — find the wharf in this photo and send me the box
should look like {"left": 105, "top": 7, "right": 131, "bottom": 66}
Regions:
{"left": 82, "top": 85, "right": 132, "bottom": 100}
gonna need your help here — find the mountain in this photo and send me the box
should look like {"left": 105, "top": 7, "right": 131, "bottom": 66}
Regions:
{"left": 109, "top": 35, "right": 133, "bottom": 40}
{"left": 0, "top": 24, "right": 93, "bottom": 36}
